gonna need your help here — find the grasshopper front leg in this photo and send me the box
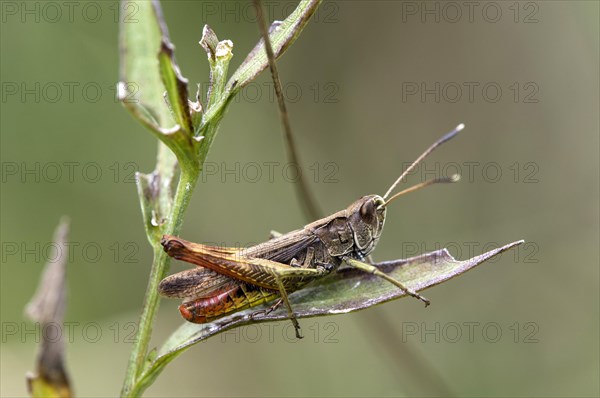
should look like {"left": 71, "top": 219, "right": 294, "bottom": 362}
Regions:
{"left": 343, "top": 257, "right": 430, "bottom": 306}
{"left": 273, "top": 276, "right": 303, "bottom": 338}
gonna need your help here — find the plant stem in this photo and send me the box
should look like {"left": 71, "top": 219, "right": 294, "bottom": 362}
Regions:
{"left": 121, "top": 169, "right": 198, "bottom": 397}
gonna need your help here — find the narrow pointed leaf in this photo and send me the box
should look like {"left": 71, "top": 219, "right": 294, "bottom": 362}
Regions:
{"left": 159, "top": 39, "right": 193, "bottom": 133}
{"left": 135, "top": 240, "right": 523, "bottom": 387}
{"left": 119, "top": 0, "right": 198, "bottom": 172}
{"left": 119, "top": 0, "right": 171, "bottom": 128}
{"left": 25, "top": 218, "right": 73, "bottom": 398}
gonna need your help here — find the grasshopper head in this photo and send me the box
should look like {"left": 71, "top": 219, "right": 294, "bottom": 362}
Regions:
{"left": 346, "top": 124, "right": 465, "bottom": 260}
{"left": 347, "top": 195, "right": 386, "bottom": 258}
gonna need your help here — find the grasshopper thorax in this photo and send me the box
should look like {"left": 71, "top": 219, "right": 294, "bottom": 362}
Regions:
{"left": 346, "top": 194, "right": 386, "bottom": 259}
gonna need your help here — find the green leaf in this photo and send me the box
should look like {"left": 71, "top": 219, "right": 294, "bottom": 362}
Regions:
{"left": 137, "top": 240, "right": 523, "bottom": 383}
{"left": 118, "top": 0, "right": 198, "bottom": 173}
{"left": 159, "top": 39, "right": 193, "bottom": 134}
{"left": 228, "top": 0, "right": 322, "bottom": 91}
{"left": 118, "top": 0, "right": 171, "bottom": 128}
{"left": 201, "top": 0, "right": 322, "bottom": 126}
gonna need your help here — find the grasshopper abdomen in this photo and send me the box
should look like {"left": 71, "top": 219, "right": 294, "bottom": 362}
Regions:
{"left": 179, "top": 283, "right": 278, "bottom": 323}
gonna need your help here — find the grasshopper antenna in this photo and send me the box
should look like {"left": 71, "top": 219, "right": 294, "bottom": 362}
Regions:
{"left": 382, "top": 123, "right": 464, "bottom": 203}
{"left": 384, "top": 174, "right": 460, "bottom": 207}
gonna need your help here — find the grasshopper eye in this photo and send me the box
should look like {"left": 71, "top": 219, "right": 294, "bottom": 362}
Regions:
{"left": 360, "top": 200, "right": 376, "bottom": 223}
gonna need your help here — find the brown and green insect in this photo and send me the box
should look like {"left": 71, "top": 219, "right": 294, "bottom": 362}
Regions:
{"left": 159, "top": 124, "right": 464, "bottom": 338}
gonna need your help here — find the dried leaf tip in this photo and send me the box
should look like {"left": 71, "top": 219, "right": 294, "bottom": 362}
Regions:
{"left": 25, "top": 217, "right": 69, "bottom": 323}
{"left": 25, "top": 217, "right": 73, "bottom": 398}
{"left": 199, "top": 25, "right": 219, "bottom": 60}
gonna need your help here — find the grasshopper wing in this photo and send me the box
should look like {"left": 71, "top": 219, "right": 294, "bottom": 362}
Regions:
{"left": 243, "top": 228, "right": 318, "bottom": 263}
{"left": 158, "top": 267, "right": 239, "bottom": 299}
{"left": 161, "top": 235, "right": 325, "bottom": 291}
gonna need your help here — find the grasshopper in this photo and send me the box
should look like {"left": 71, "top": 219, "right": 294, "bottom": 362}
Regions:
{"left": 159, "top": 124, "right": 464, "bottom": 338}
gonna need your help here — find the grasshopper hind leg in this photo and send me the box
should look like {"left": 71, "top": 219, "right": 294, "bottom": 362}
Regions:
{"left": 250, "top": 298, "right": 283, "bottom": 320}
{"left": 249, "top": 281, "right": 303, "bottom": 339}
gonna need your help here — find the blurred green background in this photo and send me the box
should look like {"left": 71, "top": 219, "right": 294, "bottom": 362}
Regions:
{"left": 1, "top": 1, "right": 598, "bottom": 396}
